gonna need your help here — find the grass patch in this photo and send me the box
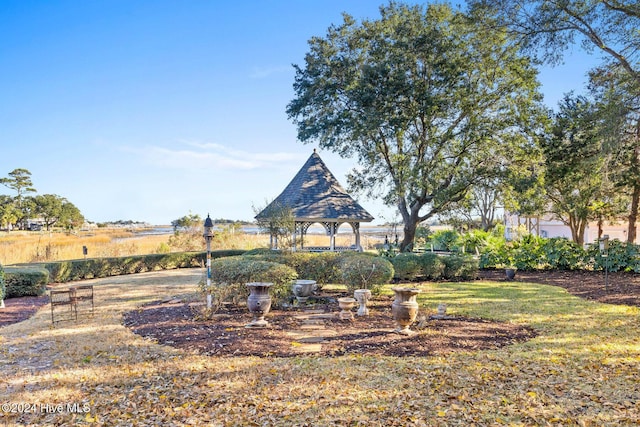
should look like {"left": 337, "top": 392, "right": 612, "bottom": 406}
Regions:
{"left": 1, "top": 272, "right": 639, "bottom": 425}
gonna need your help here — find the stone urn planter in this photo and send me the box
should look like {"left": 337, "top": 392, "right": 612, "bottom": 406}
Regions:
{"left": 246, "top": 282, "right": 273, "bottom": 328}
{"left": 391, "top": 287, "right": 421, "bottom": 335}
{"left": 353, "top": 289, "right": 372, "bottom": 316}
{"left": 337, "top": 297, "right": 356, "bottom": 320}
{"left": 292, "top": 280, "right": 316, "bottom": 304}
{"left": 505, "top": 267, "right": 517, "bottom": 281}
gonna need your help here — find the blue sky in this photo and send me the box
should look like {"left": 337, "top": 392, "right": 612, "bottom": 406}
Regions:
{"left": 0, "top": 1, "right": 601, "bottom": 225}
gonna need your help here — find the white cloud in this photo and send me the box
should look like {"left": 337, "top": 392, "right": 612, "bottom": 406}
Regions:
{"left": 248, "top": 65, "right": 292, "bottom": 79}
{"left": 121, "top": 141, "right": 298, "bottom": 170}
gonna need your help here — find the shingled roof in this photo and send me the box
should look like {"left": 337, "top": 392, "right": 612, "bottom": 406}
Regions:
{"left": 256, "top": 150, "right": 374, "bottom": 222}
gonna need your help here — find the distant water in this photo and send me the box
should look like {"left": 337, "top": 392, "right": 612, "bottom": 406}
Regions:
{"left": 240, "top": 225, "right": 393, "bottom": 235}
{"left": 136, "top": 225, "right": 396, "bottom": 236}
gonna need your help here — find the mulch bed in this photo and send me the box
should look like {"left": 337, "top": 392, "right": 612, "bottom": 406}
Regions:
{"left": 122, "top": 296, "right": 536, "bottom": 358}
{"left": 478, "top": 269, "right": 640, "bottom": 307}
{"left": 3, "top": 269, "right": 639, "bottom": 357}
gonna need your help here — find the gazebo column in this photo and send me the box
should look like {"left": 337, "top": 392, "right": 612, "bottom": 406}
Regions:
{"left": 329, "top": 222, "right": 336, "bottom": 251}
{"left": 292, "top": 222, "right": 298, "bottom": 252}
{"left": 354, "top": 222, "right": 362, "bottom": 251}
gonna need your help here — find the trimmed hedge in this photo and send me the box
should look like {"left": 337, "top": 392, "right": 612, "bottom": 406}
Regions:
{"left": 4, "top": 266, "right": 49, "bottom": 298}
{"left": 418, "top": 253, "right": 446, "bottom": 280}
{"left": 19, "top": 250, "right": 245, "bottom": 283}
{"left": 242, "top": 250, "right": 395, "bottom": 291}
{"left": 340, "top": 255, "right": 394, "bottom": 293}
{"left": 390, "top": 252, "right": 475, "bottom": 281}
{"left": 203, "top": 256, "right": 298, "bottom": 309}
{"left": 242, "top": 251, "right": 342, "bottom": 285}
{"left": 390, "top": 253, "right": 422, "bottom": 281}
{"left": 441, "top": 255, "right": 479, "bottom": 281}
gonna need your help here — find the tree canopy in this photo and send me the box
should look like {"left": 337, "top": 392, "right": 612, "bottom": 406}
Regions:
{"left": 543, "top": 94, "right": 607, "bottom": 245}
{"left": 469, "top": 0, "right": 640, "bottom": 79}
{"left": 0, "top": 168, "right": 84, "bottom": 230}
{"left": 469, "top": 0, "right": 640, "bottom": 242}
{"left": 287, "top": 3, "right": 545, "bottom": 250}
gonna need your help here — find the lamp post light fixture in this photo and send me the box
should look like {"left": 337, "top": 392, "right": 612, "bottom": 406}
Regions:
{"left": 599, "top": 234, "right": 609, "bottom": 292}
{"left": 203, "top": 214, "right": 215, "bottom": 309}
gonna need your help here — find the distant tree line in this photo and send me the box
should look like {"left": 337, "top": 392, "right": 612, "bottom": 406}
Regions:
{"left": 0, "top": 168, "right": 84, "bottom": 231}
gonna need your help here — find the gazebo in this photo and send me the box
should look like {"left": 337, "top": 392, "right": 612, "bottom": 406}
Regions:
{"left": 255, "top": 150, "right": 374, "bottom": 252}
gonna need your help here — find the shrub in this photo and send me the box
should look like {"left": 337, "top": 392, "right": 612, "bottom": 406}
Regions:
{"left": 585, "top": 239, "right": 640, "bottom": 272}
{"left": 511, "top": 234, "right": 546, "bottom": 270}
{"left": 418, "top": 252, "right": 445, "bottom": 280}
{"left": 430, "top": 229, "right": 461, "bottom": 252}
{"left": 479, "top": 237, "right": 507, "bottom": 269}
{"left": 458, "top": 229, "right": 491, "bottom": 255}
{"left": 390, "top": 253, "right": 422, "bottom": 281}
{"left": 290, "top": 252, "right": 341, "bottom": 285}
{"left": 339, "top": 255, "right": 393, "bottom": 293}
{"left": 441, "top": 255, "right": 478, "bottom": 281}
{"left": 480, "top": 234, "right": 544, "bottom": 271}
{"left": 4, "top": 267, "right": 49, "bottom": 297}
{"left": 413, "top": 225, "right": 432, "bottom": 250}
{"left": 204, "top": 257, "right": 298, "bottom": 309}
{"left": 542, "top": 238, "right": 585, "bottom": 270}
{"left": 243, "top": 251, "right": 343, "bottom": 286}
{"left": 28, "top": 250, "right": 243, "bottom": 283}
{"left": 242, "top": 248, "right": 279, "bottom": 256}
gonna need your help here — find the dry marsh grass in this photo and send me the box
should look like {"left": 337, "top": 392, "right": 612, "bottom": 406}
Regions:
{"left": 0, "top": 229, "right": 271, "bottom": 265}
{"left": 0, "top": 228, "right": 381, "bottom": 266}
{"left": 0, "top": 229, "right": 170, "bottom": 265}
{"left": 1, "top": 271, "right": 639, "bottom": 425}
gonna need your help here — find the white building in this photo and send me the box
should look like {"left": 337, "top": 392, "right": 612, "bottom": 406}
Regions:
{"left": 504, "top": 214, "right": 634, "bottom": 245}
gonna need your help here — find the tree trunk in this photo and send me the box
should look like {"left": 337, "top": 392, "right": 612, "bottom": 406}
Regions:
{"left": 628, "top": 182, "right": 639, "bottom": 243}
{"left": 597, "top": 217, "right": 603, "bottom": 240}
{"left": 398, "top": 199, "right": 420, "bottom": 252}
{"left": 401, "top": 221, "right": 417, "bottom": 252}
{"left": 628, "top": 127, "right": 640, "bottom": 244}
{"left": 575, "top": 219, "right": 587, "bottom": 247}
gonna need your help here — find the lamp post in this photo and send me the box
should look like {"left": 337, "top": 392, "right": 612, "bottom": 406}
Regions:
{"left": 203, "top": 214, "right": 214, "bottom": 309}
{"left": 599, "top": 234, "right": 609, "bottom": 292}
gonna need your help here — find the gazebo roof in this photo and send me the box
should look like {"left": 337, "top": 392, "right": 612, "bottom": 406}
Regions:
{"left": 256, "top": 150, "right": 374, "bottom": 223}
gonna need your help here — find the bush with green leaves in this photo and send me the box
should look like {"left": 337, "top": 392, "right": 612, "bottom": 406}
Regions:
{"left": 480, "top": 234, "right": 545, "bottom": 271}
{"left": 390, "top": 253, "right": 422, "bottom": 281}
{"left": 291, "top": 252, "right": 341, "bottom": 285}
{"left": 585, "top": 239, "right": 640, "bottom": 272}
{"left": 202, "top": 257, "right": 298, "bottom": 309}
{"left": 27, "top": 250, "right": 244, "bottom": 283}
{"left": 458, "top": 229, "right": 492, "bottom": 255}
{"left": 391, "top": 252, "right": 446, "bottom": 281}
{"left": 339, "top": 254, "right": 393, "bottom": 293}
{"left": 541, "top": 237, "right": 586, "bottom": 270}
{"left": 413, "top": 225, "right": 432, "bottom": 250}
{"left": 243, "top": 251, "right": 341, "bottom": 286}
{"left": 4, "top": 267, "right": 49, "bottom": 297}
{"left": 429, "top": 229, "right": 461, "bottom": 252}
{"left": 441, "top": 254, "right": 479, "bottom": 280}
{"left": 418, "top": 252, "right": 446, "bottom": 280}
{"left": 510, "top": 234, "right": 546, "bottom": 270}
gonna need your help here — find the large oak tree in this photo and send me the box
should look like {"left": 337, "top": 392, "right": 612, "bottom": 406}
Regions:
{"left": 287, "top": 3, "right": 545, "bottom": 250}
